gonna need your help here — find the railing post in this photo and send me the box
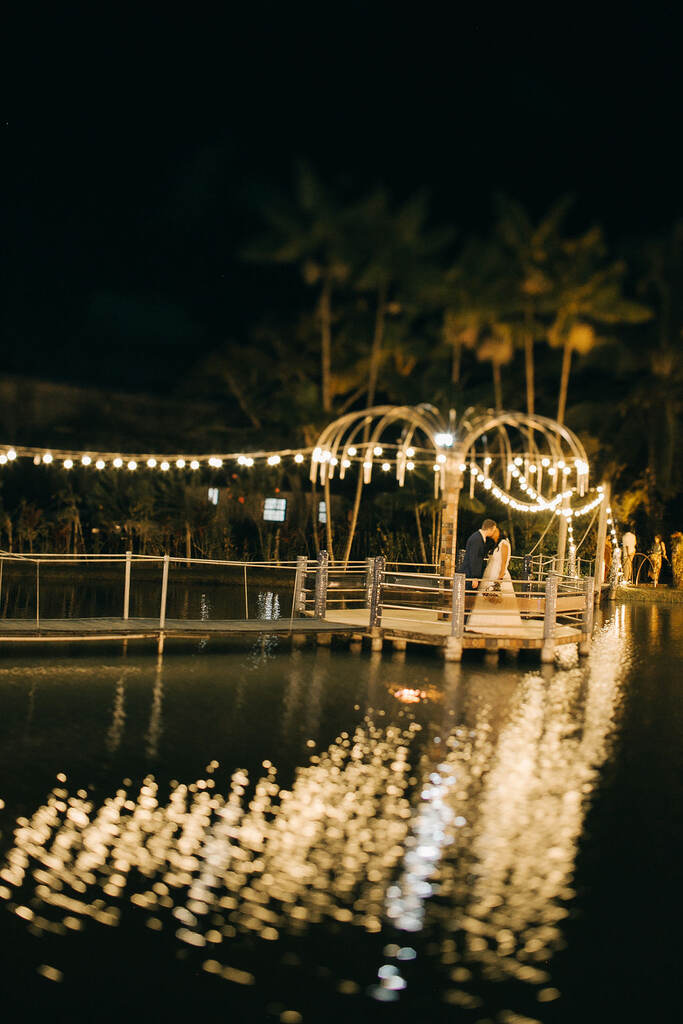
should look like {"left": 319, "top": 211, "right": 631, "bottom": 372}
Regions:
{"left": 314, "top": 550, "right": 329, "bottom": 619}
{"left": 579, "top": 576, "right": 595, "bottom": 655}
{"left": 123, "top": 549, "right": 132, "bottom": 620}
{"left": 541, "top": 571, "right": 558, "bottom": 663}
{"left": 368, "top": 555, "right": 385, "bottom": 629}
{"left": 364, "top": 557, "right": 374, "bottom": 608}
{"left": 445, "top": 571, "right": 465, "bottom": 662}
{"left": 293, "top": 555, "right": 307, "bottom": 615}
{"left": 159, "top": 553, "right": 169, "bottom": 629}
{"left": 608, "top": 547, "right": 621, "bottom": 600}
{"left": 36, "top": 561, "right": 40, "bottom": 628}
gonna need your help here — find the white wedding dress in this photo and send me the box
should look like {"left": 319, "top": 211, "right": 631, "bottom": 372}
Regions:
{"left": 466, "top": 539, "right": 524, "bottom": 635}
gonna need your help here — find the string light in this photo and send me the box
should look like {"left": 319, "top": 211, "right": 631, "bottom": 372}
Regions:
{"left": 113, "top": 458, "right": 123, "bottom": 468}
{"left": 176, "top": 458, "right": 185, "bottom": 469}
{"left": 81, "top": 455, "right": 92, "bottom": 466}
{"left": 147, "top": 458, "right": 157, "bottom": 468}
{"left": 96, "top": 459, "right": 105, "bottom": 470}
{"left": 63, "top": 459, "right": 73, "bottom": 469}
{"left": 190, "top": 460, "right": 200, "bottom": 470}
{"left": 294, "top": 453, "right": 304, "bottom": 464}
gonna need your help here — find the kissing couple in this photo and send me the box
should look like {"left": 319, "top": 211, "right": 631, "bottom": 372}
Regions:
{"left": 462, "top": 518, "right": 523, "bottom": 634}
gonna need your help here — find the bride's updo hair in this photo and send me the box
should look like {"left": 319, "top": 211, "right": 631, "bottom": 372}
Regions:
{"left": 497, "top": 528, "right": 510, "bottom": 546}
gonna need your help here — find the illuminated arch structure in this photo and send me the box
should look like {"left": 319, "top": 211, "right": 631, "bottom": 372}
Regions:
{"left": 310, "top": 404, "right": 603, "bottom": 575}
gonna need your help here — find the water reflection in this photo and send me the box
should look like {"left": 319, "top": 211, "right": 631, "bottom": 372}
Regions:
{"left": 105, "top": 674, "right": 127, "bottom": 754}
{"left": 144, "top": 657, "right": 164, "bottom": 759}
{"left": 0, "top": 615, "right": 633, "bottom": 1018}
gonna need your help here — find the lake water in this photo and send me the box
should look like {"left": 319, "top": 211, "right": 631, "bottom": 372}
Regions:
{"left": 0, "top": 601, "right": 680, "bottom": 1022}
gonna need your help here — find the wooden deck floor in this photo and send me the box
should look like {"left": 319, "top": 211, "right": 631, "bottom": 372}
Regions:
{"left": 0, "top": 610, "right": 583, "bottom": 654}
{"left": 0, "top": 617, "right": 349, "bottom": 642}
{"left": 325, "top": 607, "right": 582, "bottom": 649}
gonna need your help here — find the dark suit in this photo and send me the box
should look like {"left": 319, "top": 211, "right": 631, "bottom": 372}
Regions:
{"left": 462, "top": 530, "right": 487, "bottom": 582}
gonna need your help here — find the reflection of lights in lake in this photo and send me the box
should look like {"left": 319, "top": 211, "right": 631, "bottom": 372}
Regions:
{"left": 391, "top": 687, "right": 423, "bottom": 704}
{"left": 0, "top": 720, "right": 417, "bottom": 965}
{"left": 0, "top": 621, "right": 629, "bottom": 1012}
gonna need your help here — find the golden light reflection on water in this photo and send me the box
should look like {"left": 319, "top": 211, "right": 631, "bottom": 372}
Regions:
{"left": 0, "top": 620, "right": 629, "bottom": 1019}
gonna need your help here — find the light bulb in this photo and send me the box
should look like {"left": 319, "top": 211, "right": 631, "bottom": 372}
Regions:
{"left": 433, "top": 464, "right": 441, "bottom": 472}
{"left": 81, "top": 455, "right": 92, "bottom": 466}
{"left": 0, "top": 455, "right": 7, "bottom": 465}
{"left": 342, "top": 458, "right": 351, "bottom": 469}
{"left": 176, "top": 458, "right": 185, "bottom": 469}
{"left": 7, "top": 449, "right": 17, "bottom": 461}
{"left": 437, "top": 453, "right": 447, "bottom": 464}
{"left": 373, "top": 446, "right": 383, "bottom": 456}
{"left": 347, "top": 446, "right": 357, "bottom": 457}
{"left": 190, "top": 460, "right": 200, "bottom": 470}
{"left": 267, "top": 455, "right": 281, "bottom": 466}
{"left": 96, "top": 459, "right": 105, "bottom": 470}
{"left": 147, "top": 458, "right": 157, "bottom": 468}
{"left": 160, "top": 461, "right": 170, "bottom": 471}
{"left": 294, "top": 453, "right": 304, "bottom": 464}
{"left": 43, "top": 453, "right": 53, "bottom": 464}
{"left": 541, "top": 458, "right": 550, "bottom": 467}
{"left": 382, "top": 462, "right": 390, "bottom": 472}
{"left": 406, "top": 447, "right": 415, "bottom": 458}
{"left": 127, "top": 461, "right": 137, "bottom": 471}
{"left": 63, "top": 458, "right": 73, "bottom": 469}
{"left": 113, "top": 458, "right": 123, "bottom": 468}
{"left": 407, "top": 461, "right": 415, "bottom": 471}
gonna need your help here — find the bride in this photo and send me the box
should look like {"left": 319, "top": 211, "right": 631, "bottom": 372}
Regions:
{"left": 466, "top": 527, "right": 524, "bottom": 635}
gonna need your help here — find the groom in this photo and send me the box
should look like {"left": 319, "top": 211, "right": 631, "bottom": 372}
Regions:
{"left": 462, "top": 519, "right": 498, "bottom": 590}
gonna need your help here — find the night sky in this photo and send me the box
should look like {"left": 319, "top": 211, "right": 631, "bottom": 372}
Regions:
{"left": 4, "top": 4, "right": 683, "bottom": 394}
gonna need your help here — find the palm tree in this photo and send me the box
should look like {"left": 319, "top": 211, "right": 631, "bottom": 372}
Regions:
{"left": 341, "top": 190, "right": 451, "bottom": 563}
{"left": 441, "top": 237, "right": 515, "bottom": 409}
{"left": 493, "top": 195, "right": 572, "bottom": 416}
{"left": 351, "top": 189, "right": 451, "bottom": 406}
{"left": 476, "top": 323, "right": 515, "bottom": 411}
{"left": 244, "top": 162, "right": 352, "bottom": 414}
{"left": 547, "top": 227, "right": 651, "bottom": 423}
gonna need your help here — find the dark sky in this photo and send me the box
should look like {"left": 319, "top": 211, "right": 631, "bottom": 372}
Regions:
{"left": 3, "top": 3, "right": 682, "bottom": 393}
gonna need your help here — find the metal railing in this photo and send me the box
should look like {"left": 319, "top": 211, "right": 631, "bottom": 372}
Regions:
{"left": 297, "top": 551, "right": 595, "bottom": 655}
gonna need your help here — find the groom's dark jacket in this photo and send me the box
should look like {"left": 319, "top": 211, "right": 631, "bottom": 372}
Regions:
{"left": 462, "top": 530, "right": 486, "bottom": 581}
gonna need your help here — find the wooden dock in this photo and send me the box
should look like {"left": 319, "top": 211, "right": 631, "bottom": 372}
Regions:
{"left": 0, "top": 616, "right": 349, "bottom": 643}
{"left": 0, "top": 551, "right": 596, "bottom": 662}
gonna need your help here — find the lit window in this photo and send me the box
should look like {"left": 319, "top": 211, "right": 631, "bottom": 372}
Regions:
{"left": 318, "top": 500, "right": 327, "bottom": 523}
{"left": 208, "top": 487, "right": 219, "bottom": 506}
{"left": 263, "top": 497, "right": 287, "bottom": 522}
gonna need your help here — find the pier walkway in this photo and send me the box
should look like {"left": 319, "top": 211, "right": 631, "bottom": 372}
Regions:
{"left": 0, "top": 551, "right": 596, "bottom": 661}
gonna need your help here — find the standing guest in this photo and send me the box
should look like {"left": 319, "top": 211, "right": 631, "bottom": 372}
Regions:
{"left": 462, "top": 519, "right": 498, "bottom": 590}
{"left": 650, "top": 534, "right": 668, "bottom": 587}
{"left": 622, "top": 526, "right": 636, "bottom": 583}
{"left": 670, "top": 532, "right": 683, "bottom": 589}
{"left": 603, "top": 538, "right": 613, "bottom": 582}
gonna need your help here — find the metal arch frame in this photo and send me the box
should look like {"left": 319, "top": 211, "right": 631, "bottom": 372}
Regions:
{"left": 311, "top": 404, "right": 590, "bottom": 497}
